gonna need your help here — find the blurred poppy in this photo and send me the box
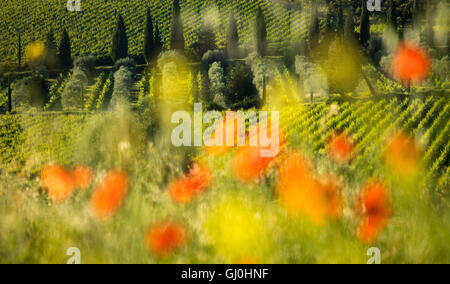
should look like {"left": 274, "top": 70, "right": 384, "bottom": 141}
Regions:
{"left": 232, "top": 119, "right": 284, "bottom": 183}
{"left": 356, "top": 179, "right": 392, "bottom": 244}
{"left": 392, "top": 42, "right": 430, "bottom": 85}
{"left": 319, "top": 175, "right": 344, "bottom": 218}
{"left": 277, "top": 152, "right": 328, "bottom": 224}
{"left": 205, "top": 114, "right": 238, "bottom": 156}
{"left": 385, "top": 132, "right": 421, "bottom": 177}
{"left": 327, "top": 132, "right": 354, "bottom": 164}
{"left": 169, "top": 163, "right": 212, "bottom": 204}
{"left": 41, "top": 165, "right": 75, "bottom": 202}
{"left": 91, "top": 170, "right": 128, "bottom": 218}
{"left": 146, "top": 222, "right": 187, "bottom": 257}
{"left": 71, "top": 166, "right": 93, "bottom": 190}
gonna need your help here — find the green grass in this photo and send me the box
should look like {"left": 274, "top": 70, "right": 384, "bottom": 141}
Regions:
{"left": 0, "top": 97, "right": 449, "bottom": 264}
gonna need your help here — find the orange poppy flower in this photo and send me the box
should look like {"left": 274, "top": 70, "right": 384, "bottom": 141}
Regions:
{"left": 356, "top": 179, "right": 392, "bottom": 244}
{"left": 392, "top": 42, "right": 430, "bottom": 85}
{"left": 232, "top": 119, "right": 284, "bottom": 183}
{"left": 318, "top": 175, "right": 344, "bottom": 218}
{"left": 91, "top": 170, "right": 129, "bottom": 218}
{"left": 327, "top": 132, "right": 354, "bottom": 164}
{"left": 71, "top": 166, "right": 93, "bottom": 190}
{"left": 205, "top": 114, "right": 239, "bottom": 156}
{"left": 385, "top": 132, "right": 421, "bottom": 177}
{"left": 41, "top": 165, "right": 75, "bottom": 202}
{"left": 277, "top": 153, "right": 328, "bottom": 224}
{"left": 169, "top": 163, "right": 212, "bottom": 204}
{"left": 145, "top": 222, "right": 187, "bottom": 257}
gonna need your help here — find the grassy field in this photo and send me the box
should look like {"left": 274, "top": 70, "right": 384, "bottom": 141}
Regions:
{"left": 1, "top": 97, "right": 449, "bottom": 264}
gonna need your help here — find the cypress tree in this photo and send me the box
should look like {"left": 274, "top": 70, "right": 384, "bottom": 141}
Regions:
{"left": 337, "top": 0, "right": 345, "bottom": 35}
{"left": 387, "top": 0, "right": 397, "bottom": 30}
{"left": 111, "top": 14, "right": 129, "bottom": 62}
{"left": 59, "top": 28, "right": 72, "bottom": 69}
{"left": 309, "top": 3, "right": 320, "bottom": 51}
{"left": 170, "top": 0, "right": 185, "bottom": 51}
{"left": 359, "top": 0, "right": 370, "bottom": 46}
{"left": 254, "top": 8, "right": 267, "bottom": 56}
{"left": 46, "top": 28, "right": 57, "bottom": 51}
{"left": 225, "top": 14, "right": 239, "bottom": 59}
{"left": 154, "top": 23, "right": 163, "bottom": 56}
{"left": 17, "top": 30, "right": 22, "bottom": 69}
{"left": 45, "top": 28, "right": 57, "bottom": 68}
{"left": 143, "top": 8, "right": 155, "bottom": 63}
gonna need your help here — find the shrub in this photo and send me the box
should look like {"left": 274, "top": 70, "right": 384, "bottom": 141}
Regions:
{"left": 208, "top": 62, "right": 227, "bottom": 109}
{"left": 201, "top": 50, "right": 227, "bottom": 71}
{"left": 111, "top": 66, "right": 133, "bottom": 108}
{"left": 61, "top": 67, "right": 88, "bottom": 110}
{"left": 226, "top": 62, "right": 259, "bottom": 109}
{"left": 12, "top": 72, "right": 48, "bottom": 111}
{"left": 114, "top": 57, "right": 137, "bottom": 75}
{"left": 73, "top": 56, "right": 97, "bottom": 77}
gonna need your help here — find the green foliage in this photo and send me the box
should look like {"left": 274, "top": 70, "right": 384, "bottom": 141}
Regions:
{"left": 226, "top": 14, "right": 239, "bottom": 59}
{"left": 170, "top": 0, "right": 185, "bottom": 51}
{"left": 359, "top": 0, "right": 370, "bottom": 46}
{"left": 61, "top": 67, "right": 87, "bottom": 110}
{"left": 226, "top": 62, "right": 260, "bottom": 109}
{"left": 208, "top": 61, "right": 226, "bottom": 109}
{"left": 254, "top": 8, "right": 267, "bottom": 56}
{"left": 111, "top": 66, "right": 133, "bottom": 108}
{"left": 58, "top": 28, "right": 71, "bottom": 69}
{"left": 12, "top": 73, "right": 48, "bottom": 111}
{"left": 111, "top": 14, "right": 129, "bottom": 62}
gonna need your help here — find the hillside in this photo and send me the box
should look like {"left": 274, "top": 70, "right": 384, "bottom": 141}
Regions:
{"left": 0, "top": 0, "right": 303, "bottom": 62}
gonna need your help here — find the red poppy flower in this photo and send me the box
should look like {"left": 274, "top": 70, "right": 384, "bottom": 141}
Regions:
{"left": 41, "top": 165, "right": 75, "bottom": 202}
{"left": 319, "top": 175, "right": 344, "bottom": 218}
{"left": 146, "top": 222, "right": 187, "bottom": 257}
{"left": 71, "top": 166, "right": 93, "bottom": 190}
{"left": 356, "top": 179, "right": 392, "bottom": 244}
{"left": 392, "top": 42, "right": 430, "bottom": 85}
{"left": 169, "top": 163, "right": 212, "bottom": 204}
{"left": 91, "top": 170, "right": 129, "bottom": 218}
{"left": 232, "top": 119, "right": 284, "bottom": 183}
{"left": 327, "top": 132, "right": 354, "bottom": 164}
{"left": 276, "top": 152, "right": 329, "bottom": 224}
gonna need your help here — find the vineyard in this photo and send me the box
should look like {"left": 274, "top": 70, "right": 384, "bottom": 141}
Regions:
{"left": 0, "top": 0, "right": 303, "bottom": 61}
{"left": 0, "top": 0, "right": 449, "bottom": 265}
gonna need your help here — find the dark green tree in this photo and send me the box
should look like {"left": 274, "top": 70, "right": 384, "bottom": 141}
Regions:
{"left": 143, "top": 8, "right": 157, "bottom": 63}
{"left": 225, "top": 14, "right": 239, "bottom": 59}
{"left": 337, "top": 0, "right": 345, "bottom": 35}
{"left": 226, "top": 63, "right": 260, "bottom": 109}
{"left": 59, "top": 28, "right": 72, "bottom": 68}
{"left": 254, "top": 8, "right": 267, "bottom": 56}
{"left": 17, "top": 30, "right": 22, "bottom": 69}
{"left": 359, "top": 0, "right": 370, "bottom": 46}
{"left": 344, "top": 10, "right": 356, "bottom": 41}
{"left": 191, "top": 23, "right": 217, "bottom": 59}
{"left": 309, "top": 3, "right": 320, "bottom": 51}
{"left": 45, "top": 28, "right": 58, "bottom": 68}
{"left": 154, "top": 22, "right": 163, "bottom": 55}
{"left": 111, "top": 14, "right": 129, "bottom": 62}
{"left": 170, "top": 0, "right": 185, "bottom": 51}
{"left": 387, "top": 0, "right": 397, "bottom": 30}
